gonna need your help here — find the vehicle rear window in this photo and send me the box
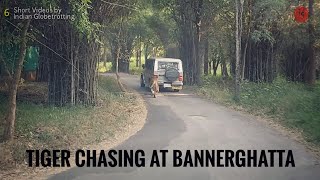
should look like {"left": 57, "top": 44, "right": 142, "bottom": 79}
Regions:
{"left": 158, "top": 61, "right": 179, "bottom": 70}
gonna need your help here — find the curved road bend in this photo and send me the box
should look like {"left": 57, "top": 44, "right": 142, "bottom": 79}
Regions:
{"left": 50, "top": 73, "right": 320, "bottom": 180}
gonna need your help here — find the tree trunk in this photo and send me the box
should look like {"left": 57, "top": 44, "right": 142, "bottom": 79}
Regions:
{"left": 144, "top": 43, "right": 149, "bottom": 62}
{"left": 70, "top": 28, "right": 75, "bottom": 105}
{"left": 213, "top": 68, "right": 217, "bottom": 76}
{"left": 213, "top": 59, "right": 219, "bottom": 76}
{"left": 209, "top": 61, "right": 212, "bottom": 75}
{"left": 305, "top": 0, "right": 315, "bottom": 85}
{"left": 138, "top": 36, "right": 142, "bottom": 67}
{"left": 138, "top": 48, "right": 142, "bottom": 68}
{"left": 194, "top": 0, "right": 203, "bottom": 85}
{"left": 137, "top": 37, "right": 142, "bottom": 68}
{"left": 135, "top": 35, "right": 140, "bottom": 67}
{"left": 136, "top": 48, "right": 139, "bottom": 67}
{"left": 204, "top": 38, "right": 209, "bottom": 75}
{"left": 222, "top": 59, "right": 228, "bottom": 78}
{"left": 234, "top": 0, "right": 243, "bottom": 102}
{"left": 242, "top": 35, "right": 249, "bottom": 80}
{"left": 115, "top": 42, "right": 125, "bottom": 92}
{"left": 115, "top": 18, "right": 126, "bottom": 92}
{"left": 2, "top": 19, "right": 31, "bottom": 141}
{"left": 242, "top": 0, "right": 252, "bottom": 80}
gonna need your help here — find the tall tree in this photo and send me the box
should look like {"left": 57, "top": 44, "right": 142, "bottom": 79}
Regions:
{"left": 234, "top": 0, "right": 244, "bottom": 101}
{"left": 194, "top": 0, "right": 204, "bottom": 85}
{"left": 305, "top": 0, "right": 316, "bottom": 85}
{"left": 204, "top": 38, "right": 209, "bottom": 75}
{"left": 113, "top": 16, "right": 127, "bottom": 92}
{"left": 2, "top": 19, "right": 31, "bottom": 141}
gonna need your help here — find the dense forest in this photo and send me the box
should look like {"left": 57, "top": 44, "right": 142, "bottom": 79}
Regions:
{"left": 0, "top": 0, "right": 319, "bottom": 142}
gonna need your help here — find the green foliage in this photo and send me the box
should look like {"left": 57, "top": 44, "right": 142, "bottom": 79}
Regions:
{"left": 253, "top": 0, "right": 286, "bottom": 22}
{"left": 69, "top": 0, "right": 100, "bottom": 38}
{"left": 145, "top": 12, "right": 169, "bottom": 43}
{"left": 248, "top": 0, "right": 287, "bottom": 45}
{"left": 251, "top": 29, "right": 275, "bottom": 45}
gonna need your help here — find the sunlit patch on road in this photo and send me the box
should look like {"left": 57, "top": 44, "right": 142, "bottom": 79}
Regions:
{"left": 188, "top": 115, "right": 207, "bottom": 120}
{"left": 138, "top": 93, "right": 192, "bottom": 97}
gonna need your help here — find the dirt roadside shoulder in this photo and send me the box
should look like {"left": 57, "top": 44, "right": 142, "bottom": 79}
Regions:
{"left": 0, "top": 76, "right": 148, "bottom": 180}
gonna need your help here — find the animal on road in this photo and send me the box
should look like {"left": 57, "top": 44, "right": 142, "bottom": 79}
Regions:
{"left": 150, "top": 75, "right": 159, "bottom": 98}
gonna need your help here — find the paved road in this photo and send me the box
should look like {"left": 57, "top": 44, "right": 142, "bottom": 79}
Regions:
{"left": 50, "top": 73, "right": 320, "bottom": 180}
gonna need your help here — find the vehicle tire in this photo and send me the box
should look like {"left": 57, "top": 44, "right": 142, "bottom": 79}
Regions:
{"left": 165, "top": 68, "right": 180, "bottom": 81}
{"left": 140, "top": 81, "right": 145, "bottom": 87}
{"left": 173, "top": 89, "right": 180, "bottom": 92}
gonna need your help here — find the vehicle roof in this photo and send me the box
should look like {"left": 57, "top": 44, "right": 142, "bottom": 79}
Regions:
{"left": 147, "top": 57, "right": 182, "bottom": 62}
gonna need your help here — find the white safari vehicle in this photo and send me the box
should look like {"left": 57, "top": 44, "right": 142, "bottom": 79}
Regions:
{"left": 141, "top": 58, "right": 183, "bottom": 92}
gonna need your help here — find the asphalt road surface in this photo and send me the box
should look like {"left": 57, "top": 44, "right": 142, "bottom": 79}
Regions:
{"left": 50, "top": 73, "right": 320, "bottom": 180}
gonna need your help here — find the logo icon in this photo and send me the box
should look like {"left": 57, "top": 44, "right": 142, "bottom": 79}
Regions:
{"left": 294, "top": 6, "right": 309, "bottom": 23}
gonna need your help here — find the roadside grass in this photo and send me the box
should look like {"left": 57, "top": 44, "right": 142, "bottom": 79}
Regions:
{"left": 194, "top": 75, "right": 320, "bottom": 145}
{"left": 0, "top": 76, "right": 144, "bottom": 169}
